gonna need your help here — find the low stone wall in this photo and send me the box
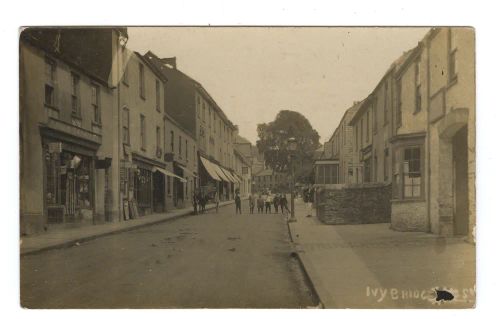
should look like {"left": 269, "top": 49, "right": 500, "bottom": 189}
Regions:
{"left": 315, "top": 183, "right": 392, "bottom": 225}
{"left": 391, "top": 200, "right": 428, "bottom": 232}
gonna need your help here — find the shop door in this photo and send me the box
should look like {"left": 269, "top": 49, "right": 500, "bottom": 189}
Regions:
{"left": 153, "top": 171, "right": 165, "bottom": 213}
{"left": 452, "top": 126, "right": 469, "bottom": 236}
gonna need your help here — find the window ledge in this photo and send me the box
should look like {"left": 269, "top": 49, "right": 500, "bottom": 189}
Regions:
{"left": 44, "top": 103, "right": 58, "bottom": 110}
{"left": 72, "top": 113, "right": 82, "bottom": 120}
{"left": 141, "top": 147, "right": 146, "bottom": 152}
{"left": 92, "top": 121, "right": 102, "bottom": 128}
{"left": 413, "top": 109, "right": 422, "bottom": 115}
{"left": 391, "top": 198, "right": 426, "bottom": 204}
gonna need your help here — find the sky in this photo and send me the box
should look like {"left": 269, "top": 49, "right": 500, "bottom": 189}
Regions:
{"left": 127, "top": 27, "right": 429, "bottom": 144}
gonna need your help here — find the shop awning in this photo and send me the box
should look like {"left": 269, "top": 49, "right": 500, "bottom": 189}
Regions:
{"left": 220, "top": 167, "right": 238, "bottom": 184}
{"left": 153, "top": 167, "right": 187, "bottom": 183}
{"left": 200, "top": 157, "right": 222, "bottom": 181}
{"left": 232, "top": 172, "right": 242, "bottom": 184}
{"left": 213, "top": 164, "right": 232, "bottom": 183}
{"left": 175, "top": 162, "right": 197, "bottom": 177}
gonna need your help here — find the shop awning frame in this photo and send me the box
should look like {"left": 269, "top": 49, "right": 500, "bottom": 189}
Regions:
{"left": 152, "top": 167, "right": 187, "bottom": 183}
{"left": 200, "top": 157, "right": 222, "bottom": 181}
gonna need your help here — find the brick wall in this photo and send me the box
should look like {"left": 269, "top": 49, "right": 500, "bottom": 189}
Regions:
{"left": 316, "top": 183, "right": 392, "bottom": 225}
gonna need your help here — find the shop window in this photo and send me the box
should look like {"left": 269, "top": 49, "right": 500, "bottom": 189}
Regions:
{"left": 135, "top": 168, "right": 152, "bottom": 209}
{"left": 403, "top": 147, "right": 422, "bottom": 198}
{"left": 384, "top": 148, "right": 389, "bottom": 181}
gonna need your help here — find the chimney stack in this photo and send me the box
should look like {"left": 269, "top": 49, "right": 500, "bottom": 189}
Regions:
{"left": 160, "top": 57, "right": 177, "bottom": 69}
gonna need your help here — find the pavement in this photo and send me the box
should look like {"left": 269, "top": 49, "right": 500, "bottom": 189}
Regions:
{"left": 20, "top": 202, "right": 315, "bottom": 308}
{"left": 20, "top": 201, "right": 233, "bottom": 256}
{"left": 288, "top": 198, "right": 476, "bottom": 309}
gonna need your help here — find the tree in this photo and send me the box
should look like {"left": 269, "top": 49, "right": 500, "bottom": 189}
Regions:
{"left": 256, "top": 110, "right": 320, "bottom": 183}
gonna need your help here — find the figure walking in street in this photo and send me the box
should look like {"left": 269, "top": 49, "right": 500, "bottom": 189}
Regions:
{"left": 214, "top": 191, "right": 220, "bottom": 213}
{"left": 248, "top": 193, "right": 255, "bottom": 214}
{"left": 280, "top": 193, "right": 290, "bottom": 215}
{"left": 192, "top": 190, "right": 198, "bottom": 215}
{"left": 235, "top": 191, "right": 242, "bottom": 214}
{"left": 199, "top": 193, "right": 207, "bottom": 213}
{"left": 257, "top": 194, "right": 264, "bottom": 213}
{"left": 273, "top": 193, "right": 280, "bottom": 214}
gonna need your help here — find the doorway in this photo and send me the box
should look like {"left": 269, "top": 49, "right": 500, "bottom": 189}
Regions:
{"left": 153, "top": 171, "right": 165, "bottom": 213}
{"left": 452, "top": 126, "right": 468, "bottom": 236}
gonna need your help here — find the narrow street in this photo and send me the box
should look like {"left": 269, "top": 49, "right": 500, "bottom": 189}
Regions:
{"left": 21, "top": 203, "right": 316, "bottom": 308}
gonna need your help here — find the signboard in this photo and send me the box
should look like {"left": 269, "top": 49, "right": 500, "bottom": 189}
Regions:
{"left": 48, "top": 142, "right": 62, "bottom": 153}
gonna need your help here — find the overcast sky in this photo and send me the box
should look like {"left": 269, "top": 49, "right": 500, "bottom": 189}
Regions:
{"left": 127, "top": 27, "right": 429, "bottom": 144}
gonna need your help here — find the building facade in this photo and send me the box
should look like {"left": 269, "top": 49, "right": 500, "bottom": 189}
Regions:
{"left": 337, "top": 27, "right": 475, "bottom": 240}
{"left": 20, "top": 28, "right": 127, "bottom": 234}
{"left": 144, "top": 51, "right": 239, "bottom": 202}
{"left": 234, "top": 148, "right": 252, "bottom": 198}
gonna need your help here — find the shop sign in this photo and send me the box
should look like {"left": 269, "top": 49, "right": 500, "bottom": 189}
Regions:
{"left": 48, "top": 142, "right": 62, "bottom": 153}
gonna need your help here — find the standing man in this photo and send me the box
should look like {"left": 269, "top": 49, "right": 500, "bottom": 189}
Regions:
{"left": 264, "top": 192, "right": 272, "bottom": 214}
{"left": 248, "top": 193, "right": 255, "bottom": 214}
{"left": 273, "top": 193, "right": 280, "bottom": 214}
{"left": 257, "top": 193, "right": 264, "bottom": 213}
{"left": 280, "top": 193, "right": 290, "bottom": 215}
{"left": 235, "top": 191, "right": 242, "bottom": 214}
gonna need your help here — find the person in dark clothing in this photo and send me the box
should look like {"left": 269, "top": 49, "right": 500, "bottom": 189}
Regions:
{"left": 235, "top": 192, "right": 242, "bottom": 214}
{"left": 280, "top": 194, "right": 289, "bottom": 215}
{"left": 273, "top": 194, "right": 280, "bottom": 213}
{"left": 193, "top": 191, "right": 198, "bottom": 215}
{"left": 199, "top": 194, "right": 206, "bottom": 213}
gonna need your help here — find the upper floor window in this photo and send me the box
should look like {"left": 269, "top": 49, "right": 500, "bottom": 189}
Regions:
{"left": 45, "top": 57, "right": 56, "bottom": 82}
{"left": 139, "top": 63, "right": 145, "bottom": 99}
{"left": 71, "top": 73, "right": 80, "bottom": 116}
{"left": 170, "top": 130, "right": 174, "bottom": 153}
{"left": 122, "top": 107, "right": 130, "bottom": 145}
{"left": 202, "top": 102, "right": 206, "bottom": 122}
{"left": 373, "top": 97, "right": 378, "bottom": 133}
{"left": 449, "top": 28, "right": 458, "bottom": 83}
{"left": 185, "top": 140, "right": 188, "bottom": 160}
{"left": 396, "top": 78, "right": 402, "bottom": 127}
{"left": 122, "top": 66, "right": 129, "bottom": 85}
{"left": 44, "top": 84, "right": 54, "bottom": 107}
{"left": 140, "top": 114, "right": 146, "bottom": 150}
{"left": 196, "top": 96, "right": 201, "bottom": 118}
{"left": 178, "top": 135, "right": 182, "bottom": 157}
{"left": 156, "top": 126, "right": 161, "bottom": 149}
{"left": 365, "top": 112, "right": 369, "bottom": 143}
{"left": 383, "top": 83, "right": 389, "bottom": 126}
{"left": 91, "top": 84, "right": 101, "bottom": 124}
{"left": 415, "top": 57, "right": 422, "bottom": 113}
{"left": 155, "top": 80, "right": 161, "bottom": 112}
{"left": 44, "top": 58, "right": 56, "bottom": 108}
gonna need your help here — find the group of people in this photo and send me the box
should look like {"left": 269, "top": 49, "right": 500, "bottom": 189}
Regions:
{"left": 192, "top": 191, "right": 220, "bottom": 214}
{"left": 247, "top": 192, "right": 290, "bottom": 215}
{"left": 192, "top": 189, "right": 291, "bottom": 216}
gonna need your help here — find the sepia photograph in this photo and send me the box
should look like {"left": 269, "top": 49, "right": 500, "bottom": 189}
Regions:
{"left": 18, "top": 26, "right": 475, "bottom": 309}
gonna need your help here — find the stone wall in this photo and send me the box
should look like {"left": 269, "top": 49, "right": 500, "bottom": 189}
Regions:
{"left": 315, "top": 183, "right": 392, "bottom": 225}
{"left": 391, "top": 200, "right": 428, "bottom": 232}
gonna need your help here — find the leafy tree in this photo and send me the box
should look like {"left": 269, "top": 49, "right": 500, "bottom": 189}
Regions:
{"left": 256, "top": 110, "right": 320, "bottom": 183}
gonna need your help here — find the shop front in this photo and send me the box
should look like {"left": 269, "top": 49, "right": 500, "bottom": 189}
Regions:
{"left": 43, "top": 141, "right": 97, "bottom": 225}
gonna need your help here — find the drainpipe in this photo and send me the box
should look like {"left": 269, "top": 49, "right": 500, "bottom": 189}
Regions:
{"left": 425, "top": 37, "right": 431, "bottom": 233}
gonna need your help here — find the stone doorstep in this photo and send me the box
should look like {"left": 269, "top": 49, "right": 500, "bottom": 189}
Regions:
{"left": 20, "top": 201, "right": 233, "bottom": 256}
